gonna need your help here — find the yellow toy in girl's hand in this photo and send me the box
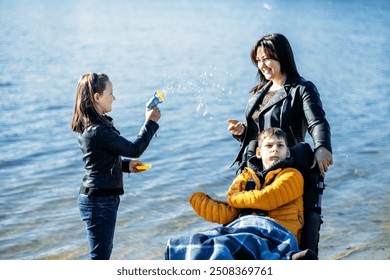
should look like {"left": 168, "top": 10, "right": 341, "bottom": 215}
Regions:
{"left": 135, "top": 164, "right": 152, "bottom": 170}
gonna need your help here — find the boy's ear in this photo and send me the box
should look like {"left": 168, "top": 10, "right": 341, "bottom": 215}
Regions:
{"left": 287, "top": 148, "right": 291, "bottom": 158}
{"left": 256, "top": 147, "right": 261, "bottom": 159}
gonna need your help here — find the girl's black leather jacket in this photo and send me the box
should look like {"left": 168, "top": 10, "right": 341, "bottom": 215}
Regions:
{"left": 78, "top": 115, "right": 159, "bottom": 196}
{"left": 233, "top": 76, "right": 332, "bottom": 165}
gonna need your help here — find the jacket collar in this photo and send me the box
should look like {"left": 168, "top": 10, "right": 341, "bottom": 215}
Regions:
{"left": 248, "top": 76, "right": 302, "bottom": 116}
{"left": 246, "top": 81, "right": 271, "bottom": 117}
{"left": 247, "top": 156, "right": 294, "bottom": 184}
{"left": 87, "top": 112, "right": 115, "bottom": 131}
{"left": 103, "top": 115, "right": 114, "bottom": 124}
{"left": 260, "top": 88, "right": 288, "bottom": 113}
{"left": 283, "top": 75, "right": 301, "bottom": 91}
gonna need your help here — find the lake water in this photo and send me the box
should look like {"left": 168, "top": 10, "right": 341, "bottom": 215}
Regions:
{"left": 0, "top": 0, "right": 389, "bottom": 260}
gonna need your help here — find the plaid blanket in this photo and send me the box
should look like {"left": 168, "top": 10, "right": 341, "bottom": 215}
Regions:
{"left": 165, "top": 215, "right": 300, "bottom": 260}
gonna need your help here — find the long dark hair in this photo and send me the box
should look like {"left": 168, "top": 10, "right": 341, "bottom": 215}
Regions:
{"left": 71, "top": 73, "right": 110, "bottom": 133}
{"left": 250, "top": 33, "right": 299, "bottom": 94}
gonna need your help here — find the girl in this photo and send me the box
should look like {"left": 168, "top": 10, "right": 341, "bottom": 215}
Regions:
{"left": 71, "top": 73, "right": 160, "bottom": 259}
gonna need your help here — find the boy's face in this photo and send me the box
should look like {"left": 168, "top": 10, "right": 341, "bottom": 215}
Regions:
{"left": 256, "top": 135, "right": 290, "bottom": 169}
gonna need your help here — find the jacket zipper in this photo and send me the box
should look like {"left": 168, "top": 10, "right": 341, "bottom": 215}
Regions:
{"left": 110, "top": 157, "right": 118, "bottom": 175}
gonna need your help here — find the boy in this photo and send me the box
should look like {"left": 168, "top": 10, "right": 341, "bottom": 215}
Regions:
{"left": 180, "top": 128, "right": 316, "bottom": 259}
{"left": 191, "top": 127, "right": 304, "bottom": 243}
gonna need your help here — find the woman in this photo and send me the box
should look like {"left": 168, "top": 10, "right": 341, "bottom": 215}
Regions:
{"left": 71, "top": 73, "right": 160, "bottom": 259}
{"left": 227, "top": 33, "right": 332, "bottom": 177}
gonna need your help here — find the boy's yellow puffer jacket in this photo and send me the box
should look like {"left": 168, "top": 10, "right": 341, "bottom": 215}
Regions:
{"left": 189, "top": 192, "right": 239, "bottom": 224}
{"left": 228, "top": 167, "right": 304, "bottom": 242}
{"left": 189, "top": 167, "right": 261, "bottom": 225}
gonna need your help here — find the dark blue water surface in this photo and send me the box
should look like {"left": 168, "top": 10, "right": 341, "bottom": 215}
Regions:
{"left": 0, "top": 0, "right": 389, "bottom": 260}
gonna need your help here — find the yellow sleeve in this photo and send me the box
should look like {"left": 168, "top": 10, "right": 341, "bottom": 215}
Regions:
{"left": 189, "top": 192, "right": 239, "bottom": 224}
{"left": 226, "top": 167, "right": 260, "bottom": 196}
{"left": 228, "top": 168, "right": 304, "bottom": 211}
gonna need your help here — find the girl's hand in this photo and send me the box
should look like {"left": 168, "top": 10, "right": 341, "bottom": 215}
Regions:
{"left": 227, "top": 119, "right": 245, "bottom": 136}
{"left": 146, "top": 106, "right": 161, "bottom": 123}
{"left": 130, "top": 160, "right": 144, "bottom": 173}
{"left": 311, "top": 147, "right": 333, "bottom": 177}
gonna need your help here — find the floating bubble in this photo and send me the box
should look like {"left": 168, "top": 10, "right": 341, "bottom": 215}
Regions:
{"left": 263, "top": 3, "right": 272, "bottom": 10}
{"left": 158, "top": 66, "right": 234, "bottom": 119}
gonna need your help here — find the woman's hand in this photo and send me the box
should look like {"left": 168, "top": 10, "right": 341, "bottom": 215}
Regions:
{"left": 227, "top": 119, "right": 245, "bottom": 136}
{"left": 146, "top": 106, "right": 161, "bottom": 123}
{"left": 311, "top": 147, "right": 333, "bottom": 177}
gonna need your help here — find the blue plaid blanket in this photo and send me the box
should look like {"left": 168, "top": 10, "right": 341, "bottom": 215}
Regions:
{"left": 165, "top": 215, "right": 300, "bottom": 260}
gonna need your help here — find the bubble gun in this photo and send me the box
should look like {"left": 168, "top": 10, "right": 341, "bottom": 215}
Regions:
{"left": 146, "top": 90, "right": 165, "bottom": 110}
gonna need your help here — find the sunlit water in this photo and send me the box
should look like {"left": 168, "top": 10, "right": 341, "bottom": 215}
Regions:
{"left": 0, "top": 0, "right": 389, "bottom": 260}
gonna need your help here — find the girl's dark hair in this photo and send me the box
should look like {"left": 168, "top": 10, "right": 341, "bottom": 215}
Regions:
{"left": 71, "top": 73, "right": 110, "bottom": 133}
{"left": 250, "top": 33, "right": 300, "bottom": 94}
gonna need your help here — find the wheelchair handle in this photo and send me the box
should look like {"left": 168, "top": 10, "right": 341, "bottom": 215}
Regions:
{"left": 315, "top": 176, "right": 325, "bottom": 215}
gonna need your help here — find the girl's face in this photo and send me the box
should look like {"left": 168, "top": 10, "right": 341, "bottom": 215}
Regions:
{"left": 94, "top": 81, "right": 115, "bottom": 114}
{"left": 256, "top": 135, "right": 289, "bottom": 169}
{"left": 256, "top": 47, "right": 283, "bottom": 82}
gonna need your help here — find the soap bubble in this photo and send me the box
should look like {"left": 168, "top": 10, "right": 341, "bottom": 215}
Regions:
{"left": 159, "top": 66, "right": 233, "bottom": 119}
{"left": 263, "top": 3, "right": 272, "bottom": 10}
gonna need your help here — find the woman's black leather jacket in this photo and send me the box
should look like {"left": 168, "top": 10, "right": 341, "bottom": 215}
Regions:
{"left": 78, "top": 115, "right": 159, "bottom": 196}
{"left": 233, "top": 76, "right": 332, "bottom": 165}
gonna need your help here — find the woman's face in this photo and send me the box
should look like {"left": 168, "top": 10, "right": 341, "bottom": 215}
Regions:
{"left": 256, "top": 47, "right": 283, "bottom": 82}
{"left": 94, "top": 81, "right": 115, "bottom": 114}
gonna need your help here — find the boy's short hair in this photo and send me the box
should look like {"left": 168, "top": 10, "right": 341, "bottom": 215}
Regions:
{"left": 258, "top": 127, "right": 288, "bottom": 147}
